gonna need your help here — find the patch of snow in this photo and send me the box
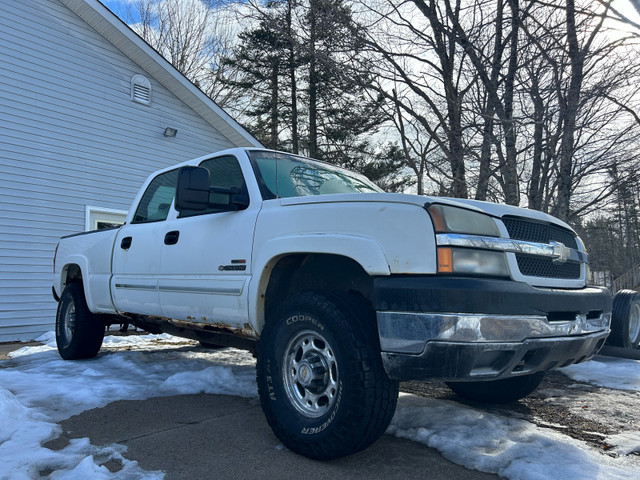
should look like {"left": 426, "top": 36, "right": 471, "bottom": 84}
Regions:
{"left": 389, "top": 394, "right": 638, "bottom": 480}
{"left": 561, "top": 357, "right": 640, "bottom": 391}
{"left": 604, "top": 431, "right": 640, "bottom": 456}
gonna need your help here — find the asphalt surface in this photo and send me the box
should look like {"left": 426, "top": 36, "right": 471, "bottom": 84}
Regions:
{"left": 44, "top": 394, "right": 499, "bottom": 480}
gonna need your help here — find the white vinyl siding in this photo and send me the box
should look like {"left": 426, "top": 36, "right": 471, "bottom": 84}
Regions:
{"left": 0, "top": 0, "right": 252, "bottom": 341}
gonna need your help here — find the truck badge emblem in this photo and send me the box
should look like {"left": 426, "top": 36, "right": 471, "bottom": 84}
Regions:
{"left": 550, "top": 241, "right": 570, "bottom": 264}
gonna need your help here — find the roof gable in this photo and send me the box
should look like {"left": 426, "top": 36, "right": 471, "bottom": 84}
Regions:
{"left": 59, "top": 0, "right": 261, "bottom": 149}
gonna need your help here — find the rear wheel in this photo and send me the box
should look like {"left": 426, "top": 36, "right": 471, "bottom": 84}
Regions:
{"left": 56, "top": 283, "right": 105, "bottom": 360}
{"left": 608, "top": 290, "right": 640, "bottom": 349}
{"left": 446, "top": 372, "right": 545, "bottom": 404}
{"left": 257, "top": 291, "right": 398, "bottom": 460}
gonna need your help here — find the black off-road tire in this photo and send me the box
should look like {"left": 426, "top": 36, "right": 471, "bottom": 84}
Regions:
{"left": 446, "top": 371, "right": 545, "bottom": 404}
{"left": 56, "top": 283, "right": 105, "bottom": 360}
{"left": 256, "top": 291, "right": 399, "bottom": 460}
{"left": 607, "top": 290, "right": 640, "bottom": 349}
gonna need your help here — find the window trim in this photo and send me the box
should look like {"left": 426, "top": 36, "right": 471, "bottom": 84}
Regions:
{"left": 85, "top": 206, "right": 127, "bottom": 231}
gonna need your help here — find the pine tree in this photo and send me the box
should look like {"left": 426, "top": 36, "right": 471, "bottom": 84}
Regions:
{"left": 222, "top": 0, "right": 403, "bottom": 189}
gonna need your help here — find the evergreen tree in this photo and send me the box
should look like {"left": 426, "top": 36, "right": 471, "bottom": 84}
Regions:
{"left": 221, "top": 7, "right": 290, "bottom": 149}
{"left": 222, "top": 0, "right": 402, "bottom": 188}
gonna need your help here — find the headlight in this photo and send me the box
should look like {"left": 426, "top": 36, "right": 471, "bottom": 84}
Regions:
{"left": 427, "top": 204, "right": 500, "bottom": 237}
{"left": 428, "top": 205, "right": 507, "bottom": 276}
{"left": 437, "top": 247, "right": 509, "bottom": 276}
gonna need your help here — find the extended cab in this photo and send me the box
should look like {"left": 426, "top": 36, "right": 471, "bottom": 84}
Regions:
{"left": 53, "top": 148, "right": 612, "bottom": 459}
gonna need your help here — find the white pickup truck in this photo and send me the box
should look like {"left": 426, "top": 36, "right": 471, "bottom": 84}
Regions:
{"left": 53, "top": 148, "right": 612, "bottom": 459}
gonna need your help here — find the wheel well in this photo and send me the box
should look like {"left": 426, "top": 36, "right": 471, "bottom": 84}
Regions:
{"left": 262, "top": 254, "right": 374, "bottom": 331}
{"left": 63, "top": 264, "right": 83, "bottom": 286}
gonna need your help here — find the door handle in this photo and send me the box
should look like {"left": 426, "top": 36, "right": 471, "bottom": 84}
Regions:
{"left": 120, "top": 236, "right": 132, "bottom": 250}
{"left": 164, "top": 230, "right": 180, "bottom": 245}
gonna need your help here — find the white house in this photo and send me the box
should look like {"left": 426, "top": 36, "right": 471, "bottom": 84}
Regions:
{"left": 0, "top": 0, "right": 262, "bottom": 341}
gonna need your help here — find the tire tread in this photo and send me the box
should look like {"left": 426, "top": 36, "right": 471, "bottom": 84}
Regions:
{"left": 608, "top": 290, "right": 640, "bottom": 349}
{"left": 257, "top": 291, "right": 398, "bottom": 460}
{"left": 56, "top": 282, "right": 104, "bottom": 360}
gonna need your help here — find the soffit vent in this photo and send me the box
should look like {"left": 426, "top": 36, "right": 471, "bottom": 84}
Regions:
{"left": 131, "top": 74, "right": 151, "bottom": 105}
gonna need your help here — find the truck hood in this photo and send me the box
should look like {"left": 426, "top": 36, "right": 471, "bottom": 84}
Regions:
{"left": 279, "top": 193, "right": 575, "bottom": 232}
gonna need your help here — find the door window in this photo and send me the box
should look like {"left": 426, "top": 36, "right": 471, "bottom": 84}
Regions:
{"left": 179, "top": 156, "right": 248, "bottom": 217}
{"left": 132, "top": 169, "right": 179, "bottom": 223}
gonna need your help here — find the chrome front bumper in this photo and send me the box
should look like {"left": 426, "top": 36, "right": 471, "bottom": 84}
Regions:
{"left": 373, "top": 277, "right": 612, "bottom": 382}
{"left": 377, "top": 311, "right": 611, "bottom": 355}
{"left": 377, "top": 311, "right": 610, "bottom": 381}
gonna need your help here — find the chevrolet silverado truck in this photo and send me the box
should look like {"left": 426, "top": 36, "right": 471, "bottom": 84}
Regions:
{"left": 52, "top": 148, "right": 612, "bottom": 459}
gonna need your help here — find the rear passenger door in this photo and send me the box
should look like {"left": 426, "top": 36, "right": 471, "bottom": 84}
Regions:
{"left": 111, "top": 169, "right": 178, "bottom": 316}
{"left": 158, "top": 155, "right": 258, "bottom": 329}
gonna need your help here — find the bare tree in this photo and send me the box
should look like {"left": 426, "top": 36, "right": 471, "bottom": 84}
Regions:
{"left": 125, "top": 0, "right": 242, "bottom": 107}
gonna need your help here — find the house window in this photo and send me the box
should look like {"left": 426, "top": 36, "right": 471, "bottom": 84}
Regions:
{"left": 86, "top": 206, "right": 127, "bottom": 231}
{"left": 131, "top": 74, "right": 151, "bottom": 105}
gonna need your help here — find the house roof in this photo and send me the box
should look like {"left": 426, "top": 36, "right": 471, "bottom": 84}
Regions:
{"left": 59, "top": 0, "right": 262, "bottom": 149}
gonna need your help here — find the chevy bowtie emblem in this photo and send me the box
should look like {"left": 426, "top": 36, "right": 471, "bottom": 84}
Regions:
{"left": 550, "top": 241, "right": 570, "bottom": 264}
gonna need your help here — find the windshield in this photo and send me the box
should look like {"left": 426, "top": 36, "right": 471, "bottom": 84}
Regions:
{"left": 247, "top": 150, "right": 383, "bottom": 200}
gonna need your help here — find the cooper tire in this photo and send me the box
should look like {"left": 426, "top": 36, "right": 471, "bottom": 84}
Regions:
{"left": 608, "top": 290, "right": 640, "bottom": 349}
{"left": 256, "top": 291, "right": 399, "bottom": 460}
{"left": 56, "top": 283, "right": 105, "bottom": 360}
{"left": 446, "top": 371, "right": 545, "bottom": 404}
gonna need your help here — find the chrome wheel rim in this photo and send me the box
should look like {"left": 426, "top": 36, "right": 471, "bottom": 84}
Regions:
{"left": 282, "top": 329, "right": 338, "bottom": 418}
{"left": 629, "top": 302, "right": 640, "bottom": 344}
{"left": 62, "top": 300, "right": 76, "bottom": 347}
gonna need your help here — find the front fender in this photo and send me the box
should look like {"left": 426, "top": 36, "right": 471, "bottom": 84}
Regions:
{"left": 248, "top": 234, "right": 390, "bottom": 333}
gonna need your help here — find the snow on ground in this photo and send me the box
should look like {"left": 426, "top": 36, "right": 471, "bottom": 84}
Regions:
{"left": 389, "top": 395, "right": 638, "bottom": 480}
{"left": 0, "top": 333, "right": 638, "bottom": 479}
{"left": 562, "top": 356, "right": 640, "bottom": 392}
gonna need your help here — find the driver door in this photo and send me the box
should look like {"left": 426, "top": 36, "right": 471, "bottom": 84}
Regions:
{"left": 158, "top": 155, "right": 258, "bottom": 329}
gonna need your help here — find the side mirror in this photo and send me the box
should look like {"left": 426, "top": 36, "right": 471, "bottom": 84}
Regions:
{"left": 175, "top": 166, "right": 210, "bottom": 211}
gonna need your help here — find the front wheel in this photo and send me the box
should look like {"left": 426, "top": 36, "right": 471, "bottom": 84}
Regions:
{"left": 446, "top": 372, "right": 545, "bottom": 404}
{"left": 257, "top": 292, "right": 398, "bottom": 460}
{"left": 56, "top": 283, "right": 105, "bottom": 360}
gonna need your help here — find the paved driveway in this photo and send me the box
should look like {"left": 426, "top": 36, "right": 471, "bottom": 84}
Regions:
{"left": 46, "top": 393, "right": 500, "bottom": 479}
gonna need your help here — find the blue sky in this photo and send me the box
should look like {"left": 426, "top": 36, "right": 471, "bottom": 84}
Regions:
{"left": 100, "top": 0, "right": 141, "bottom": 23}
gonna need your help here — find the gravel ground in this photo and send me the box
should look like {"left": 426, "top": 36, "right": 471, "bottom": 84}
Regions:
{"left": 400, "top": 368, "right": 640, "bottom": 457}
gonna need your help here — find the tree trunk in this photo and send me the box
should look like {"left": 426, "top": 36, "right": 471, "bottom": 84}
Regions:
{"left": 500, "top": 0, "right": 520, "bottom": 206}
{"left": 308, "top": 0, "right": 318, "bottom": 158}
{"left": 287, "top": 0, "right": 299, "bottom": 154}
{"left": 527, "top": 71, "right": 545, "bottom": 210}
{"left": 554, "top": 0, "right": 584, "bottom": 221}
{"left": 270, "top": 62, "right": 279, "bottom": 149}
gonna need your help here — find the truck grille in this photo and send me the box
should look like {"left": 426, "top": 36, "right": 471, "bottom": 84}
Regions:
{"left": 514, "top": 254, "right": 581, "bottom": 278}
{"left": 502, "top": 216, "right": 581, "bottom": 279}
{"left": 502, "top": 216, "right": 577, "bottom": 248}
